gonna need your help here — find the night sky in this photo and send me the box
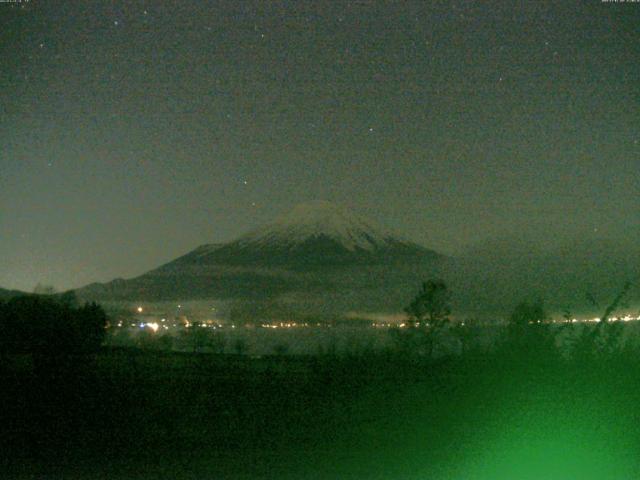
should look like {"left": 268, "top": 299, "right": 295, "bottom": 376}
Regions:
{"left": 1, "top": 1, "right": 638, "bottom": 291}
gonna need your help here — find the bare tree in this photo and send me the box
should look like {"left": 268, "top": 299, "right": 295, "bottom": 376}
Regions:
{"left": 404, "top": 279, "right": 452, "bottom": 357}
{"left": 405, "top": 280, "right": 452, "bottom": 328}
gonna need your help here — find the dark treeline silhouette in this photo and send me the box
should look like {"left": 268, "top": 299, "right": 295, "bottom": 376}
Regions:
{"left": 2, "top": 281, "right": 640, "bottom": 479}
{"left": 0, "top": 293, "right": 109, "bottom": 474}
{"left": 0, "top": 293, "right": 107, "bottom": 363}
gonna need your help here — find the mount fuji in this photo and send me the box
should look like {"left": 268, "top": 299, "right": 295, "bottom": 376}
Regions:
{"left": 76, "top": 202, "right": 445, "bottom": 311}
{"left": 168, "top": 201, "right": 439, "bottom": 269}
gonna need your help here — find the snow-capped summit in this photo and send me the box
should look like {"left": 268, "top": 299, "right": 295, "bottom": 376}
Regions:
{"left": 166, "top": 201, "right": 440, "bottom": 268}
{"left": 236, "top": 201, "right": 398, "bottom": 252}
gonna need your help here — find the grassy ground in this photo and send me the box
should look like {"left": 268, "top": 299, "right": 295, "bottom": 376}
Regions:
{"left": 2, "top": 346, "right": 640, "bottom": 479}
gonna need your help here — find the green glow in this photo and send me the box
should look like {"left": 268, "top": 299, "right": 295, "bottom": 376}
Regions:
{"left": 446, "top": 389, "right": 638, "bottom": 479}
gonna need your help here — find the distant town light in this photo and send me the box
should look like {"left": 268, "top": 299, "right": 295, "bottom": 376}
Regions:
{"left": 137, "top": 306, "right": 143, "bottom": 313}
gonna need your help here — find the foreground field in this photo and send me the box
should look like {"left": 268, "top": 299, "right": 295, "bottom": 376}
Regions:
{"left": 2, "top": 346, "right": 640, "bottom": 479}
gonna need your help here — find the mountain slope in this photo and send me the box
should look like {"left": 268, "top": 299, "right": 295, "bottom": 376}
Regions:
{"left": 165, "top": 202, "right": 440, "bottom": 269}
{"left": 0, "top": 287, "right": 30, "bottom": 301}
{"left": 74, "top": 203, "right": 640, "bottom": 317}
{"left": 76, "top": 202, "right": 445, "bottom": 307}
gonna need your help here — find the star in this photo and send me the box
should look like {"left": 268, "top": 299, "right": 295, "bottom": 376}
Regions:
{"left": 114, "top": 20, "right": 119, "bottom": 26}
